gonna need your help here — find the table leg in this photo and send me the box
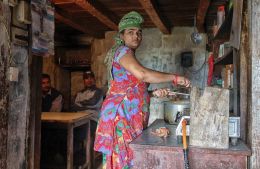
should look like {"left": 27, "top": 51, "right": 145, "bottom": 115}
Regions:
{"left": 86, "top": 120, "right": 91, "bottom": 169}
{"left": 67, "top": 125, "right": 73, "bottom": 169}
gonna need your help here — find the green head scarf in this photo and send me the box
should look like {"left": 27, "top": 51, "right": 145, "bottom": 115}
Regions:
{"left": 104, "top": 11, "right": 144, "bottom": 87}
{"left": 118, "top": 11, "right": 144, "bottom": 32}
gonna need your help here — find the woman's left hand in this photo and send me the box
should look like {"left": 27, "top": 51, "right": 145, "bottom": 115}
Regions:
{"left": 177, "top": 76, "right": 191, "bottom": 88}
{"left": 152, "top": 88, "right": 170, "bottom": 98}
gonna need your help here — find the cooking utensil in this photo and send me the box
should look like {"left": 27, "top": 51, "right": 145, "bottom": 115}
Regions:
{"left": 164, "top": 100, "right": 190, "bottom": 124}
{"left": 168, "top": 91, "right": 190, "bottom": 96}
{"left": 182, "top": 119, "right": 190, "bottom": 169}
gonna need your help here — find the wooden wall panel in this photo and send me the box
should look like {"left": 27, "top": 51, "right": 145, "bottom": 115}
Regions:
{"left": 7, "top": 46, "right": 29, "bottom": 169}
{"left": 0, "top": 3, "right": 10, "bottom": 169}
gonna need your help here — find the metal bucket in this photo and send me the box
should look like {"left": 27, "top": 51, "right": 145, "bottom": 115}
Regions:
{"left": 164, "top": 100, "right": 190, "bottom": 124}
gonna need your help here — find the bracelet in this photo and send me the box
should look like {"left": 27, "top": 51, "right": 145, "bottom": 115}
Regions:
{"left": 173, "top": 74, "right": 178, "bottom": 86}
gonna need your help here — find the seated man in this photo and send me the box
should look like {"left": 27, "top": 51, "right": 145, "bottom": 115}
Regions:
{"left": 72, "top": 71, "right": 103, "bottom": 165}
{"left": 41, "top": 73, "right": 63, "bottom": 112}
{"left": 72, "top": 71, "right": 103, "bottom": 121}
{"left": 41, "top": 73, "right": 65, "bottom": 166}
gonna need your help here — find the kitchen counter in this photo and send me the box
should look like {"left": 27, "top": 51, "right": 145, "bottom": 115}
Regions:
{"left": 130, "top": 119, "right": 251, "bottom": 169}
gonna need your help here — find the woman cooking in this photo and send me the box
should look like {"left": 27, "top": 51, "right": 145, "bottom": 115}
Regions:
{"left": 94, "top": 11, "right": 191, "bottom": 169}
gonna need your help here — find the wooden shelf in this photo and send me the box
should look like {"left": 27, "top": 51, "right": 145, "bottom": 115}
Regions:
{"left": 213, "top": 7, "right": 233, "bottom": 42}
{"left": 214, "top": 49, "right": 233, "bottom": 65}
{"left": 60, "top": 64, "right": 91, "bottom": 71}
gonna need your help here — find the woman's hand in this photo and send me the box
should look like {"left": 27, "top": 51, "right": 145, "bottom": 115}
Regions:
{"left": 173, "top": 75, "right": 191, "bottom": 88}
{"left": 177, "top": 76, "right": 191, "bottom": 87}
{"left": 152, "top": 88, "right": 170, "bottom": 98}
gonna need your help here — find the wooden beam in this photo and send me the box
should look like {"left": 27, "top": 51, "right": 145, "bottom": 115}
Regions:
{"left": 75, "top": 0, "right": 118, "bottom": 30}
{"left": 52, "top": 0, "right": 74, "bottom": 5}
{"left": 55, "top": 11, "right": 101, "bottom": 37}
{"left": 138, "top": 0, "right": 171, "bottom": 34}
{"left": 196, "top": 0, "right": 211, "bottom": 33}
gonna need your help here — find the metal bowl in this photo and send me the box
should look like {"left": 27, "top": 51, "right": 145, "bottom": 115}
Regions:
{"left": 164, "top": 100, "right": 190, "bottom": 125}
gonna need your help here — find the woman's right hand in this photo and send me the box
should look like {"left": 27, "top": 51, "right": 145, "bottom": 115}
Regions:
{"left": 152, "top": 88, "right": 170, "bottom": 98}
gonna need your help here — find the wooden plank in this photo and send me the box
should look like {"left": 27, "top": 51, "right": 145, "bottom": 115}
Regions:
{"left": 86, "top": 122, "right": 91, "bottom": 169}
{"left": 138, "top": 0, "right": 171, "bottom": 34}
{"left": 41, "top": 112, "right": 93, "bottom": 123}
{"left": 28, "top": 54, "right": 43, "bottom": 169}
{"left": 55, "top": 11, "right": 101, "bottom": 37}
{"left": 232, "top": 48, "right": 239, "bottom": 116}
{"left": 196, "top": 0, "right": 211, "bottom": 33}
{"left": 239, "top": 1, "right": 249, "bottom": 142}
{"left": 230, "top": 0, "right": 243, "bottom": 49}
{"left": 67, "top": 125, "right": 73, "bottom": 169}
{"left": 190, "top": 87, "right": 230, "bottom": 149}
{"left": 75, "top": 0, "right": 118, "bottom": 30}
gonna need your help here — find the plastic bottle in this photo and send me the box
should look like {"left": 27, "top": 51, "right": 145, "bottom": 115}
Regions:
{"left": 217, "top": 5, "right": 225, "bottom": 29}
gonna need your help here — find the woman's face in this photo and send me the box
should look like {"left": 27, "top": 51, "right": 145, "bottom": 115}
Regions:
{"left": 120, "top": 27, "right": 142, "bottom": 49}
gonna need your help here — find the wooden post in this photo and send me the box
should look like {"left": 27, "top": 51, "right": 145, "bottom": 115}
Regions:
{"left": 28, "top": 55, "right": 43, "bottom": 169}
{"left": 0, "top": 3, "right": 10, "bottom": 168}
{"left": 248, "top": 0, "right": 260, "bottom": 168}
{"left": 239, "top": 0, "right": 249, "bottom": 142}
{"left": 67, "top": 124, "right": 74, "bottom": 169}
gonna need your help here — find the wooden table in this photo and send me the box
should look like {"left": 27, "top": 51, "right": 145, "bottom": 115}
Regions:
{"left": 130, "top": 119, "right": 251, "bottom": 169}
{"left": 41, "top": 112, "right": 93, "bottom": 169}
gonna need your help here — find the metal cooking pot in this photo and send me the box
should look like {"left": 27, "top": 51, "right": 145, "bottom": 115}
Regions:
{"left": 164, "top": 100, "right": 190, "bottom": 124}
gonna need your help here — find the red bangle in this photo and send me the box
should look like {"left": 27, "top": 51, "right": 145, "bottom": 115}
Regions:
{"left": 173, "top": 74, "right": 178, "bottom": 86}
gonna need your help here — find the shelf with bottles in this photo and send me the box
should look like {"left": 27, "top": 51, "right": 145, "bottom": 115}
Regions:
{"left": 59, "top": 64, "right": 91, "bottom": 71}
{"left": 214, "top": 48, "right": 233, "bottom": 65}
{"left": 212, "top": 64, "right": 233, "bottom": 89}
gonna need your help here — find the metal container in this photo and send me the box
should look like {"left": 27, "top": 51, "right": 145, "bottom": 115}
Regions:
{"left": 164, "top": 100, "right": 190, "bottom": 124}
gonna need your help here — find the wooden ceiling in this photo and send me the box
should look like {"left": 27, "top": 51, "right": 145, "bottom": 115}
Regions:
{"left": 53, "top": 0, "right": 227, "bottom": 40}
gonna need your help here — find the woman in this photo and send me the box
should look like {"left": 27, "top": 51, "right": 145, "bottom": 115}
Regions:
{"left": 94, "top": 11, "right": 190, "bottom": 169}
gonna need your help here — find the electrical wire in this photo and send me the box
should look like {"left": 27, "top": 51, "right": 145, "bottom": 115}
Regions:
{"left": 183, "top": 52, "right": 208, "bottom": 89}
{"left": 184, "top": 52, "right": 207, "bottom": 74}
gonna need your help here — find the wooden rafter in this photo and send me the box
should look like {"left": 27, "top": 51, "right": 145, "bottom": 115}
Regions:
{"left": 55, "top": 11, "right": 101, "bottom": 37}
{"left": 75, "top": 0, "right": 118, "bottom": 30}
{"left": 196, "top": 0, "right": 211, "bottom": 33}
{"left": 138, "top": 0, "right": 170, "bottom": 34}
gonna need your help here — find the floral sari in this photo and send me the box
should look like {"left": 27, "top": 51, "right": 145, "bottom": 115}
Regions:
{"left": 94, "top": 46, "right": 150, "bottom": 169}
